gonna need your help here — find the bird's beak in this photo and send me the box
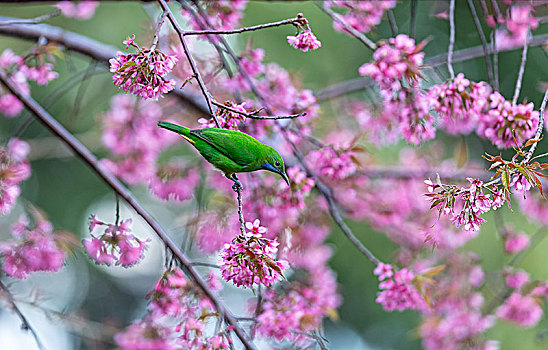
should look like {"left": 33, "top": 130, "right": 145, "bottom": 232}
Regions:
{"left": 281, "top": 171, "right": 290, "bottom": 186}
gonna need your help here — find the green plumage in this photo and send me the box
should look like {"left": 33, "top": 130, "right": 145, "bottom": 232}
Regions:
{"left": 158, "top": 121, "right": 289, "bottom": 187}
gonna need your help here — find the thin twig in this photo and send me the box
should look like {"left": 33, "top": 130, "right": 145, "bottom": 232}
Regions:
{"left": 319, "top": 2, "right": 377, "bottom": 50}
{"left": 512, "top": 26, "right": 530, "bottom": 105}
{"left": 387, "top": 10, "right": 398, "bottom": 36}
{"left": 212, "top": 100, "right": 306, "bottom": 120}
{"left": 467, "top": 0, "right": 495, "bottom": 86}
{"left": 0, "top": 69, "right": 257, "bottom": 350}
{"left": 0, "top": 9, "right": 60, "bottom": 26}
{"left": 491, "top": 30, "right": 499, "bottom": 91}
{"left": 157, "top": 0, "right": 220, "bottom": 127}
{"left": 0, "top": 280, "right": 45, "bottom": 350}
{"left": 235, "top": 186, "right": 246, "bottom": 235}
{"left": 410, "top": 0, "right": 417, "bottom": 39}
{"left": 447, "top": 0, "right": 456, "bottom": 79}
{"left": 150, "top": 11, "right": 167, "bottom": 51}
{"left": 182, "top": 16, "right": 302, "bottom": 36}
{"left": 523, "top": 88, "right": 548, "bottom": 163}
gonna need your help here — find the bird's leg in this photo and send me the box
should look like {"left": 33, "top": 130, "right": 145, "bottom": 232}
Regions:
{"left": 228, "top": 174, "right": 243, "bottom": 192}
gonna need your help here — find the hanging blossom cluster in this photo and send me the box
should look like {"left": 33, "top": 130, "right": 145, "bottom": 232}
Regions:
{"left": 83, "top": 215, "right": 148, "bottom": 267}
{"left": 374, "top": 263, "right": 428, "bottom": 312}
{"left": 429, "top": 73, "right": 492, "bottom": 135}
{"left": 359, "top": 34, "right": 435, "bottom": 145}
{"left": 426, "top": 177, "right": 505, "bottom": 233}
{"left": 477, "top": 92, "right": 539, "bottom": 148}
{"left": 219, "top": 219, "right": 289, "bottom": 288}
{"left": 490, "top": 4, "right": 539, "bottom": 50}
{"left": 109, "top": 35, "right": 178, "bottom": 100}
{"left": 286, "top": 14, "right": 321, "bottom": 52}
{"left": 55, "top": 1, "right": 98, "bottom": 20}
{"left": 324, "top": 0, "right": 396, "bottom": 34}
{"left": 0, "top": 47, "right": 58, "bottom": 118}
{"left": 496, "top": 285, "right": 547, "bottom": 328}
{"left": 307, "top": 144, "right": 361, "bottom": 182}
{"left": 0, "top": 214, "right": 69, "bottom": 279}
{"left": 0, "top": 139, "right": 30, "bottom": 215}
{"left": 116, "top": 267, "right": 231, "bottom": 349}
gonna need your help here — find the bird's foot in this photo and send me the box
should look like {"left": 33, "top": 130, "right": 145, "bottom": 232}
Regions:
{"left": 230, "top": 174, "right": 243, "bottom": 192}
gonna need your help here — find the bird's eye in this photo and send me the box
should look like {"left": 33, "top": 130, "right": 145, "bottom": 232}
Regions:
{"left": 275, "top": 161, "right": 280, "bottom": 167}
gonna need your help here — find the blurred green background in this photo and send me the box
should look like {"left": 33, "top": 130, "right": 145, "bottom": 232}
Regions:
{"left": 0, "top": 1, "right": 548, "bottom": 349}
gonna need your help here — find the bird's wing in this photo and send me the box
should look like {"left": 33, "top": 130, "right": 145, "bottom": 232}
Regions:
{"left": 189, "top": 128, "right": 263, "bottom": 167}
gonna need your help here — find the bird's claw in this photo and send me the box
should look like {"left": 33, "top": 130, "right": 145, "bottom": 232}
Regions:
{"left": 232, "top": 181, "right": 243, "bottom": 192}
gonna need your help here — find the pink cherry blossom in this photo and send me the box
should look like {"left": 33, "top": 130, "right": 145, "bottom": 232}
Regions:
{"left": 287, "top": 30, "right": 322, "bottom": 52}
{"left": 55, "top": 1, "right": 99, "bottom": 20}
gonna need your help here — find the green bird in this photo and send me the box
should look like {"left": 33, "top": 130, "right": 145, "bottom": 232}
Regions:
{"left": 157, "top": 121, "right": 290, "bottom": 189}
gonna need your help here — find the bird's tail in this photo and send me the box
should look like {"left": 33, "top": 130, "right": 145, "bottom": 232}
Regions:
{"left": 157, "top": 121, "right": 191, "bottom": 136}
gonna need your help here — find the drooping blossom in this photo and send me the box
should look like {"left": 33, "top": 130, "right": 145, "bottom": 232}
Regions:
{"left": 503, "top": 229, "right": 530, "bottom": 255}
{"left": 55, "top": 1, "right": 99, "bottom": 20}
{"left": 219, "top": 219, "right": 289, "bottom": 288}
{"left": 83, "top": 215, "right": 148, "bottom": 267}
{"left": 504, "top": 268, "right": 530, "bottom": 289}
{"left": 287, "top": 30, "right": 322, "bottom": 52}
{"left": 109, "top": 36, "right": 178, "bottom": 100}
{"left": 0, "top": 215, "right": 68, "bottom": 279}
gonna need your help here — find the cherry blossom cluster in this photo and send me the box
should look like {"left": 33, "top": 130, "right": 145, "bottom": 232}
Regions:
{"left": 491, "top": 4, "right": 539, "bottom": 50}
{"left": 116, "top": 267, "right": 230, "bottom": 349}
{"left": 324, "top": 0, "right": 396, "bottom": 34}
{"left": 0, "top": 138, "right": 30, "bottom": 215}
{"left": 0, "top": 48, "right": 58, "bottom": 118}
{"left": 83, "top": 215, "right": 148, "bottom": 267}
{"left": 374, "top": 263, "right": 427, "bottom": 312}
{"left": 287, "top": 15, "right": 322, "bottom": 53}
{"left": 358, "top": 35, "right": 435, "bottom": 145}
{"left": 429, "top": 73, "right": 492, "bottom": 135}
{"left": 109, "top": 35, "right": 178, "bottom": 100}
{"left": 0, "top": 214, "right": 67, "bottom": 279}
{"left": 55, "top": 1, "right": 98, "bottom": 20}
{"left": 477, "top": 92, "right": 539, "bottom": 148}
{"left": 219, "top": 219, "right": 289, "bottom": 288}
{"left": 426, "top": 178, "right": 505, "bottom": 232}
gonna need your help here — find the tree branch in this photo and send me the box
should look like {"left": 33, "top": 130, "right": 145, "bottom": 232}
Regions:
{"left": 467, "top": 0, "right": 495, "bottom": 86}
{"left": 0, "top": 69, "right": 257, "bottom": 350}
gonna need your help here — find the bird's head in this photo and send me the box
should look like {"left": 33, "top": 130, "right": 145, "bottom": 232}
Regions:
{"left": 262, "top": 150, "right": 289, "bottom": 186}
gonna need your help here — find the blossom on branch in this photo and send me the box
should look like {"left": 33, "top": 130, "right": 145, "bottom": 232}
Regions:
{"left": 109, "top": 36, "right": 178, "bottom": 100}
{"left": 287, "top": 30, "right": 322, "bottom": 52}
{"left": 55, "top": 1, "right": 99, "bottom": 20}
{"left": 83, "top": 215, "right": 148, "bottom": 267}
{"left": 0, "top": 138, "right": 30, "bottom": 215}
{"left": 219, "top": 219, "right": 289, "bottom": 288}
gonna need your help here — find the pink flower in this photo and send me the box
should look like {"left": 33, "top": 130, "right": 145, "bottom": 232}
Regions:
{"left": 326, "top": 0, "right": 396, "bottom": 35}
{"left": 219, "top": 221, "right": 289, "bottom": 288}
{"left": 374, "top": 262, "right": 394, "bottom": 281}
{"left": 287, "top": 30, "right": 322, "bottom": 52}
{"left": 376, "top": 267, "right": 427, "bottom": 312}
{"left": 82, "top": 215, "right": 148, "bottom": 267}
{"left": 504, "top": 269, "right": 530, "bottom": 289}
{"left": 109, "top": 37, "right": 178, "bottom": 100}
{"left": 496, "top": 292, "right": 543, "bottom": 327}
{"left": 55, "top": 1, "right": 99, "bottom": 20}
{"left": 0, "top": 94, "right": 24, "bottom": 118}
